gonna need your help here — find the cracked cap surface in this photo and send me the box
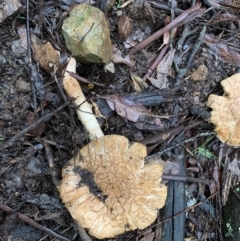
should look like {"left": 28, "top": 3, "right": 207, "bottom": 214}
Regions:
{"left": 207, "top": 73, "right": 240, "bottom": 146}
{"left": 59, "top": 135, "right": 167, "bottom": 239}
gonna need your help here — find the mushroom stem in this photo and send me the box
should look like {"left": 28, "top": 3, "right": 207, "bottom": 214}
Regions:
{"left": 63, "top": 57, "right": 104, "bottom": 140}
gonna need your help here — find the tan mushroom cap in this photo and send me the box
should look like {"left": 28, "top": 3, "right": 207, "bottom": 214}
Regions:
{"left": 59, "top": 135, "right": 167, "bottom": 239}
{"left": 206, "top": 73, "right": 240, "bottom": 146}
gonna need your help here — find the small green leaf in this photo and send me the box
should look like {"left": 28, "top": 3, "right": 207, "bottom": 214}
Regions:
{"left": 197, "top": 147, "right": 216, "bottom": 159}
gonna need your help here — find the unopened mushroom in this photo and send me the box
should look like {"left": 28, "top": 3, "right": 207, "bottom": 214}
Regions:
{"left": 206, "top": 73, "right": 240, "bottom": 146}
{"left": 60, "top": 57, "right": 167, "bottom": 239}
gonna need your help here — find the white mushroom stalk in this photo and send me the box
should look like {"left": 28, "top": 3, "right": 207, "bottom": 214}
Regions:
{"left": 60, "top": 57, "right": 167, "bottom": 239}
{"left": 63, "top": 57, "right": 104, "bottom": 140}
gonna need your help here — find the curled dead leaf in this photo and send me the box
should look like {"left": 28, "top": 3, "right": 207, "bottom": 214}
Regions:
{"left": 105, "top": 94, "right": 163, "bottom": 126}
{"left": 130, "top": 72, "right": 149, "bottom": 92}
{"left": 117, "top": 15, "right": 132, "bottom": 40}
{"left": 111, "top": 46, "right": 135, "bottom": 67}
{"left": 204, "top": 34, "right": 240, "bottom": 67}
{"left": 148, "top": 49, "right": 175, "bottom": 89}
{"left": 31, "top": 34, "right": 59, "bottom": 73}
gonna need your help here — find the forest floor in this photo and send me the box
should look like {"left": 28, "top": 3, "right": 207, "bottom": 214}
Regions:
{"left": 0, "top": 0, "right": 240, "bottom": 240}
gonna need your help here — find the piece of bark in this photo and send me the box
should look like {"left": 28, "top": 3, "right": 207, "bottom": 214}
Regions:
{"left": 95, "top": 87, "right": 184, "bottom": 121}
{"left": 140, "top": 125, "right": 184, "bottom": 146}
{"left": 0, "top": 0, "right": 22, "bottom": 22}
{"left": 162, "top": 136, "right": 186, "bottom": 241}
{"left": 162, "top": 181, "right": 174, "bottom": 241}
{"left": 118, "top": 86, "right": 185, "bottom": 106}
{"left": 173, "top": 158, "right": 186, "bottom": 241}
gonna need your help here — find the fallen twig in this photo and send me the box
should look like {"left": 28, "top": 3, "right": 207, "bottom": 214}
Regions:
{"left": 174, "top": 25, "right": 207, "bottom": 85}
{"left": 44, "top": 142, "right": 61, "bottom": 189}
{"left": 68, "top": 71, "right": 106, "bottom": 87}
{"left": 1, "top": 102, "right": 69, "bottom": 150}
{"left": 143, "top": 45, "right": 168, "bottom": 81}
{"left": 147, "top": 191, "right": 218, "bottom": 229}
{"left": 145, "top": 0, "right": 184, "bottom": 14}
{"left": 26, "top": 0, "right": 32, "bottom": 62}
{"left": 162, "top": 174, "right": 214, "bottom": 184}
{"left": 129, "top": 1, "right": 204, "bottom": 55}
{"left": 177, "top": 26, "right": 199, "bottom": 51}
{"left": 147, "top": 131, "right": 215, "bottom": 158}
{"left": 0, "top": 203, "right": 71, "bottom": 241}
{"left": 140, "top": 125, "right": 184, "bottom": 145}
{"left": 74, "top": 220, "right": 92, "bottom": 241}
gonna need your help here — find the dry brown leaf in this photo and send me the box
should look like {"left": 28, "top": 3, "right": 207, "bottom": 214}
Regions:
{"left": 26, "top": 111, "right": 45, "bottom": 137}
{"left": 31, "top": 34, "right": 59, "bottom": 73}
{"left": 209, "top": 12, "right": 240, "bottom": 24}
{"left": 130, "top": 72, "right": 149, "bottom": 92}
{"left": 104, "top": 61, "right": 115, "bottom": 73}
{"left": 139, "top": 231, "right": 155, "bottom": 241}
{"left": 228, "top": 158, "right": 240, "bottom": 176}
{"left": 158, "top": 16, "right": 175, "bottom": 50}
{"left": 111, "top": 45, "right": 135, "bottom": 67}
{"left": 117, "top": 15, "right": 132, "bottom": 40}
{"left": 207, "top": 73, "right": 240, "bottom": 146}
{"left": 204, "top": 34, "right": 240, "bottom": 67}
{"left": 123, "top": 38, "right": 138, "bottom": 49}
{"left": 148, "top": 49, "right": 175, "bottom": 89}
{"left": 157, "top": 31, "right": 170, "bottom": 51}
{"left": 105, "top": 94, "right": 162, "bottom": 124}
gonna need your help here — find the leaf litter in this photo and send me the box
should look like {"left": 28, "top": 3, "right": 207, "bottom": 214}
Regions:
{"left": 1, "top": 0, "right": 240, "bottom": 240}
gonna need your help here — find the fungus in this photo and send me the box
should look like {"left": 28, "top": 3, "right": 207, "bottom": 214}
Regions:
{"left": 60, "top": 57, "right": 167, "bottom": 239}
{"left": 59, "top": 135, "right": 167, "bottom": 239}
{"left": 206, "top": 73, "right": 240, "bottom": 146}
{"left": 62, "top": 57, "right": 104, "bottom": 140}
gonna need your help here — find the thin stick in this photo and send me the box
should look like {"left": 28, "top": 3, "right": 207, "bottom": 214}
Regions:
{"left": 175, "top": 25, "right": 207, "bottom": 85}
{"left": 0, "top": 203, "right": 71, "bottom": 241}
{"left": 145, "top": 0, "right": 184, "bottom": 14}
{"left": 1, "top": 102, "right": 69, "bottom": 150}
{"left": 129, "top": 2, "right": 203, "bottom": 55}
{"left": 74, "top": 220, "right": 92, "bottom": 241}
{"left": 162, "top": 174, "right": 213, "bottom": 184}
{"left": 67, "top": 71, "right": 106, "bottom": 87}
{"left": 143, "top": 45, "right": 168, "bottom": 81}
{"left": 149, "top": 191, "right": 218, "bottom": 229}
{"left": 146, "top": 131, "right": 215, "bottom": 158}
{"left": 26, "top": 0, "right": 32, "bottom": 62}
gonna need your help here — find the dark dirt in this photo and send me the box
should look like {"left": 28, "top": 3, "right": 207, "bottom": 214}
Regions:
{"left": 75, "top": 167, "right": 108, "bottom": 202}
{"left": 0, "top": 0, "right": 240, "bottom": 240}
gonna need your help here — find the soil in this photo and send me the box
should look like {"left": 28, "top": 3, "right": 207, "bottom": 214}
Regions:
{"left": 0, "top": 0, "right": 240, "bottom": 240}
